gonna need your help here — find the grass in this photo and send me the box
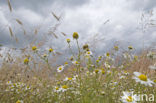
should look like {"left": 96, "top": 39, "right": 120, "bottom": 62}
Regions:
{"left": 0, "top": 33, "right": 156, "bottom": 103}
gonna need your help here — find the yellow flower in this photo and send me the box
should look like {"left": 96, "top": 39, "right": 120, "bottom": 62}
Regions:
{"left": 62, "top": 85, "right": 68, "bottom": 89}
{"left": 94, "top": 69, "right": 100, "bottom": 73}
{"left": 138, "top": 74, "right": 147, "bottom": 81}
{"left": 154, "top": 80, "right": 156, "bottom": 83}
{"left": 42, "top": 54, "right": 47, "bottom": 58}
{"left": 49, "top": 48, "right": 53, "bottom": 52}
{"left": 64, "top": 62, "right": 68, "bottom": 65}
{"left": 55, "top": 87, "right": 59, "bottom": 90}
{"left": 114, "top": 46, "right": 119, "bottom": 51}
{"left": 83, "top": 44, "right": 89, "bottom": 50}
{"left": 66, "top": 39, "right": 71, "bottom": 43}
{"left": 128, "top": 46, "right": 133, "bottom": 50}
{"left": 32, "top": 46, "right": 37, "bottom": 51}
{"left": 24, "top": 58, "right": 29, "bottom": 64}
{"left": 126, "top": 96, "right": 133, "bottom": 102}
{"left": 101, "top": 70, "right": 105, "bottom": 74}
{"left": 73, "top": 32, "right": 79, "bottom": 39}
{"left": 96, "top": 60, "right": 99, "bottom": 63}
{"left": 106, "top": 52, "right": 110, "bottom": 57}
{"left": 16, "top": 100, "right": 23, "bottom": 103}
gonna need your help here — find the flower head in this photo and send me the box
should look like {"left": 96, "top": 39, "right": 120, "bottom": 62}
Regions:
{"left": 72, "top": 61, "right": 79, "bottom": 65}
{"left": 128, "top": 46, "right": 133, "bottom": 50}
{"left": 85, "top": 51, "right": 93, "bottom": 56}
{"left": 83, "top": 44, "right": 89, "bottom": 50}
{"left": 61, "top": 85, "right": 68, "bottom": 92}
{"left": 57, "top": 65, "right": 64, "bottom": 72}
{"left": 24, "top": 58, "right": 29, "bottom": 64}
{"left": 66, "top": 38, "right": 71, "bottom": 43}
{"left": 121, "top": 91, "right": 139, "bottom": 103}
{"left": 114, "top": 46, "right": 119, "bottom": 51}
{"left": 64, "top": 77, "right": 73, "bottom": 81}
{"left": 49, "top": 48, "right": 54, "bottom": 52}
{"left": 132, "top": 72, "right": 154, "bottom": 86}
{"left": 32, "top": 46, "right": 37, "bottom": 51}
{"left": 16, "top": 100, "right": 23, "bottom": 103}
{"left": 73, "top": 32, "right": 79, "bottom": 39}
{"left": 42, "top": 54, "right": 47, "bottom": 58}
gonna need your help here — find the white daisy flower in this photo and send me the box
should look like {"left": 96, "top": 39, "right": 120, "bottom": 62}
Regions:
{"left": 57, "top": 65, "right": 64, "bottom": 72}
{"left": 72, "top": 61, "right": 79, "bottom": 65}
{"left": 132, "top": 72, "right": 154, "bottom": 86}
{"left": 121, "top": 91, "right": 139, "bottom": 103}
{"left": 54, "top": 86, "right": 61, "bottom": 93}
{"left": 16, "top": 100, "right": 24, "bottom": 103}
{"left": 85, "top": 51, "right": 93, "bottom": 56}
{"left": 60, "top": 85, "right": 68, "bottom": 92}
{"left": 64, "top": 77, "right": 73, "bottom": 81}
{"left": 6, "top": 81, "right": 12, "bottom": 85}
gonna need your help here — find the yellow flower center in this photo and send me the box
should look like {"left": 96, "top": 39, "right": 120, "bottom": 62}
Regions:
{"left": 24, "top": 58, "right": 29, "bottom": 64}
{"left": 73, "top": 32, "right": 79, "bottom": 39}
{"left": 138, "top": 74, "right": 147, "bottom": 81}
{"left": 66, "top": 39, "right": 71, "bottom": 43}
{"left": 126, "top": 96, "right": 133, "bottom": 102}
{"left": 64, "top": 62, "right": 68, "bottom": 65}
{"left": 55, "top": 87, "right": 59, "bottom": 90}
{"left": 16, "top": 100, "right": 22, "bottom": 103}
{"left": 154, "top": 80, "right": 156, "bottom": 83}
{"left": 68, "top": 78, "right": 72, "bottom": 80}
{"left": 59, "top": 67, "right": 62, "bottom": 70}
{"left": 62, "top": 85, "right": 68, "bottom": 89}
{"left": 106, "top": 53, "right": 110, "bottom": 57}
{"left": 75, "top": 61, "right": 79, "bottom": 64}
{"left": 95, "top": 69, "right": 99, "bottom": 73}
{"left": 49, "top": 48, "right": 53, "bottom": 52}
{"left": 32, "top": 46, "right": 37, "bottom": 51}
{"left": 102, "top": 70, "right": 105, "bottom": 74}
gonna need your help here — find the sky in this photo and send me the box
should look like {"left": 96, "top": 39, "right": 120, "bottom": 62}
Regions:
{"left": 0, "top": 0, "right": 156, "bottom": 55}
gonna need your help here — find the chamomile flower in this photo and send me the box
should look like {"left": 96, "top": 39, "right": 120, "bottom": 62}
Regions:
{"left": 6, "top": 81, "right": 12, "bottom": 85}
{"left": 32, "top": 46, "right": 37, "bottom": 51}
{"left": 60, "top": 85, "right": 68, "bottom": 92}
{"left": 64, "top": 77, "right": 73, "bottom": 81}
{"left": 121, "top": 91, "right": 139, "bottom": 103}
{"left": 24, "top": 58, "right": 29, "bottom": 64}
{"left": 85, "top": 51, "right": 93, "bottom": 56}
{"left": 128, "top": 46, "right": 133, "bottom": 50}
{"left": 66, "top": 38, "right": 71, "bottom": 43}
{"left": 73, "top": 32, "right": 79, "bottom": 39}
{"left": 57, "top": 65, "right": 64, "bottom": 72}
{"left": 64, "top": 62, "right": 68, "bottom": 66}
{"left": 132, "top": 72, "right": 154, "bottom": 86}
{"left": 72, "top": 61, "right": 79, "bottom": 65}
{"left": 16, "top": 100, "right": 24, "bottom": 103}
{"left": 83, "top": 44, "right": 89, "bottom": 50}
{"left": 54, "top": 86, "right": 61, "bottom": 93}
{"left": 48, "top": 48, "right": 54, "bottom": 52}
{"left": 42, "top": 54, "right": 47, "bottom": 58}
{"left": 94, "top": 69, "right": 101, "bottom": 74}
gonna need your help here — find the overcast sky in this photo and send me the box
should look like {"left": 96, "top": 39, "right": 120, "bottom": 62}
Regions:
{"left": 0, "top": 0, "right": 156, "bottom": 54}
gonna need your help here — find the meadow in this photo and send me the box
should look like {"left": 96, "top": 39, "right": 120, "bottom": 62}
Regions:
{"left": 0, "top": 0, "right": 156, "bottom": 103}
{"left": 0, "top": 32, "right": 156, "bottom": 103}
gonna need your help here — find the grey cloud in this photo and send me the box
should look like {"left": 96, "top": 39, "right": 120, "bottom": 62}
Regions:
{"left": 0, "top": 0, "right": 156, "bottom": 52}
